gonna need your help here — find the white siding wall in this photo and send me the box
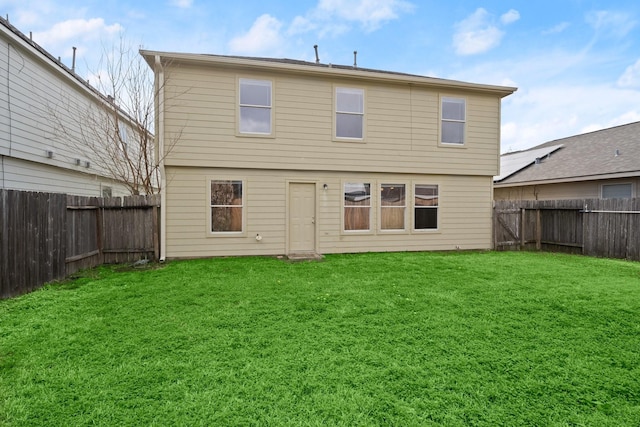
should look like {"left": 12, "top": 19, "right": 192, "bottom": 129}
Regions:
{"left": 1, "top": 156, "right": 129, "bottom": 196}
{"left": 0, "top": 24, "right": 137, "bottom": 195}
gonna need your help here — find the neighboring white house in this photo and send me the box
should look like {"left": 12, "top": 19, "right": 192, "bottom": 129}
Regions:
{"left": 0, "top": 17, "right": 135, "bottom": 197}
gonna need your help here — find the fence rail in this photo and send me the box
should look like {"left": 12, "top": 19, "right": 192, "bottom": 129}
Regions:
{"left": 1, "top": 189, "right": 160, "bottom": 299}
{"left": 494, "top": 198, "right": 640, "bottom": 261}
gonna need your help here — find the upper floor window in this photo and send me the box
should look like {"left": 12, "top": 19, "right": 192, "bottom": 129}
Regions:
{"left": 336, "top": 87, "right": 364, "bottom": 139}
{"left": 211, "top": 180, "right": 243, "bottom": 233}
{"left": 239, "top": 79, "right": 271, "bottom": 134}
{"left": 602, "top": 183, "right": 632, "bottom": 199}
{"left": 441, "top": 97, "right": 465, "bottom": 145}
{"left": 344, "top": 182, "right": 371, "bottom": 231}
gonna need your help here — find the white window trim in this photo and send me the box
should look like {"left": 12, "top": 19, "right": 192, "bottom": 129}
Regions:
{"left": 334, "top": 86, "right": 365, "bottom": 141}
{"left": 412, "top": 183, "right": 439, "bottom": 232}
{"left": 379, "top": 183, "right": 408, "bottom": 233}
{"left": 439, "top": 95, "right": 466, "bottom": 147}
{"left": 207, "top": 178, "right": 246, "bottom": 237}
{"left": 342, "top": 180, "right": 374, "bottom": 234}
{"left": 238, "top": 78, "right": 274, "bottom": 137}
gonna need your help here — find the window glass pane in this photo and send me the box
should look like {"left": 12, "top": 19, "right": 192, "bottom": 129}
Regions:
{"left": 240, "top": 107, "right": 271, "bottom": 134}
{"left": 442, "top": 121, "right": 464, "bottom": 144}
{"left": 336, "top": 113, "right": 363, "bottom": 138}
{"left": 212, "top": 207, "right": 242, "bottom": 232}
{"left": 415, "top": 185, "right": 438, "bottom": 207}
{"left": 240, "top": 79, "right": 271, "bottom": 106}
{"left": 211, "top": 180, "right": 242, "bottom": 205}
{"left": 336, "top": 88, "right": 363, "bottom": 113}
{"left": 602, "top": 183, "right": 632, "bottom": 198}
{"left": 415, "top": 208, "right": 437, "bottom": 229}
{"left": 345, "top": 207, "right": 370, "bottom": 230}
{"left": 381, "top": 184, "right": 405, "bottom": 206}
{"left": 344, "top": 183, "right": 371, "bottom": 205}
{"left": 344, "top": 183, "right": 370, "bottom": 231}
{"left": 442, "top": 97, "right": 465, "bottom": 120}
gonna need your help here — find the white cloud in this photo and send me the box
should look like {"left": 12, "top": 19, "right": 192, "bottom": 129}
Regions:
{"left": 586, "top": 10, "right": 637, "bottom": 38}
{"left": 618, "top": 59, "right": 640, "bottom": 88}
{"left": 500, "top": 84, "right": 640, "bottom": 152}
{"left": 542, "top": 22, "right": 570, "bottom": 35}
{"left": 288, "top": 16, "right": 315, "bottom": 35}
{"left": 170, "top": 0, "right": 193, "bottom": 8}
{"left": 317, "top": 0, "right": 414, "bottom": 32}
{"left": 453, "top": 8, "right": 504, "bottom": 55}
{"left": 228, "top": 14, "right": 284, "bottom": 55}
{"left": 500, "top": 9, "right": 520, "bottom": 25}
{"left": 32, "top": 18, "right": 122, "bottom": 46}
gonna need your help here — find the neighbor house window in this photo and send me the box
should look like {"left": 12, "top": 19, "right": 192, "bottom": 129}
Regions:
{"left": 239, "top": 79, "right": 272, "bottom": 134}
{"left": 344, "top": 182, "right": 371, "bottom": 231}
{"left": 336, "top": 87, "right": 364, "bottom": 139}
{"left": 441, "top": 97, "right": 465, "bottom": 144}
{"left": 118, "top": 122, "right": 128, "bottom": 145}
{"left": 102, "top": 186, "right": 112, "bottom": 198}
{"left": 602, "top": 183, "right": 632, "bottom": 199}
{"left": 380, "top": 184, "right": 406, "bottom": 230}
{"left": 414, "top": 184, "right": 438, "bottom": 230}
{"left": 211, "top": 180, "right": 243, "bottom": 232}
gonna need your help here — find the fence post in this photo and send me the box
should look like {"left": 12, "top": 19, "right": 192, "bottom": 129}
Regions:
{"left": 520, "top": 208, "right": 526, "bottom": 249}
{"left": 96, "top": 204, "right": 104, "bottom": 264}
{"left": 153, "top": 204, "right": 159, "bottom": 261}
{"left": 536, "top": 208, "right": 542, "bottom": 250}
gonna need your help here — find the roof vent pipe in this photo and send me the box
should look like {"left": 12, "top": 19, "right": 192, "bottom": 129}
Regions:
{"left": 353, "top": 50, "right": 357, "bottom": 68}
{"left": 615, "top": 149, "right": 621, "bottom": 157}
{"left": 314, "top": 45, "right": 319, "bottom": 64}
{"left": 72, "top": 46, "right": 77, "bottom": 73}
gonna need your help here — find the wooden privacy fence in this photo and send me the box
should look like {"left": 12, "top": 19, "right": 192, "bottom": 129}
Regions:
{"left": 494, "top": 198, "right": 640, "bottom": 261}
{"left": 1, "top": 189, "right": 160, "bottom": 299}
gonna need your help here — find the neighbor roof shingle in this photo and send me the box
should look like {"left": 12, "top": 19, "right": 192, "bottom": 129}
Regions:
{"left": 495, "top": 121, "right": 640, "bottom": 185}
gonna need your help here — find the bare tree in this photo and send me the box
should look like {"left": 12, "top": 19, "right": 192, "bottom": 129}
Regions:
{"left": 48, "top": 36, "right": 179, "bottom": 195}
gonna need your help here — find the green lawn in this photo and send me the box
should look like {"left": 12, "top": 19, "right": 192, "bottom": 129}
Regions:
{"left": 1, "top": 251, "right": 639, "bottom": 426}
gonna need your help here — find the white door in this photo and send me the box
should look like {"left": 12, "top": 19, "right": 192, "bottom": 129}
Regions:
{"left": 289, "top": 183, "right": 316, "bottom": 253}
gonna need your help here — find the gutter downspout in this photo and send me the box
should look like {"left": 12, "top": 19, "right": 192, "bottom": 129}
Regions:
{"left": 155, "top": 54, "right": 167, "bottom": 262}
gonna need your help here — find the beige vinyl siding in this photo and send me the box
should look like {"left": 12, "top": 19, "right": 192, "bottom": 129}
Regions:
{"left": 161, "top": 64, "right": 502, "bottom": 176}
{"left": 494, "top": 177, "right": 640, "bottom": 200}
{"left": 164, "top": 166, "right": 493, "bottom": 258}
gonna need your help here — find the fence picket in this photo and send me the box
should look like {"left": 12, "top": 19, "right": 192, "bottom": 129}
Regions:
{"left": 495, "top": 198, "right": 640, "bottom": 261}
{"left": 0, "top": 189, "right": 160, "bottom": 299}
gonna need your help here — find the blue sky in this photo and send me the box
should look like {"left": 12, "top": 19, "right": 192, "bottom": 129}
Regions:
{"left": 3, "top": 0, "right": 640, "bottom": 152}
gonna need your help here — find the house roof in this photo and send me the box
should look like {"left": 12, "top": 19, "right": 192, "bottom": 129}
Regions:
{"left": 0, "top": 16, "right": 142, "bottom": 129}
{"left": 495, "top": 121, "right": 640, "bottom": 186}
{"left": 140, "top": 50, "right": 517, "bottom": 98}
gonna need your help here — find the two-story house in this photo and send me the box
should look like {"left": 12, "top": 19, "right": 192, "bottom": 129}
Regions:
{"left": 141, "top": 50, "right": 516, "bottom": 259}
{"left": 1, "top": 17, "right": 137, "bottom": 197}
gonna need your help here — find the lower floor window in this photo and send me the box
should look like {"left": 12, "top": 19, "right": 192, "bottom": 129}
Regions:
{"left": 414, "top": 184, "right": 438, "bottom": 230}
{"left": 381, "top": 183, "right": 406, "bottom": 230}
{"left": 344, "top": 182, "right": 371, "bottom": 231}
{"left": 211, "top": 180, "right": 243, "bottom": 232}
